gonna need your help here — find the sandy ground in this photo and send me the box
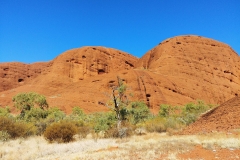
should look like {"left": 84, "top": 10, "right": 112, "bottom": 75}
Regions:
{"left": 1, "top": 132, "right": 240, "bottom": 160}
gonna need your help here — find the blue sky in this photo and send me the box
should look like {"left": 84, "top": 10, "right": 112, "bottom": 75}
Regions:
{"left": 0, "top": 0, "right": 239, "bottom": 63}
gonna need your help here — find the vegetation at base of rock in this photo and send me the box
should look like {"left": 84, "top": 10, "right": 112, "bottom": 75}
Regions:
{"left": 12, "top": 92, "right": 48, "bottom": 118}
{"left": 0, "top": 116, "right": 36, "bottom": 139}
{"left": 0, "top": 91, "right": 216, "bottom": 143}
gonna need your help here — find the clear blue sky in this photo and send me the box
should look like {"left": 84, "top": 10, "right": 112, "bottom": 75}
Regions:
{"left": 0, "top": 0, "right": 239, "bottom": 63}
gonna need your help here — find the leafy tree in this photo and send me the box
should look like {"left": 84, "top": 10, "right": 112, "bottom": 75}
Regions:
{"left": 12, "top": 92, "right": 48, "bottom": 117}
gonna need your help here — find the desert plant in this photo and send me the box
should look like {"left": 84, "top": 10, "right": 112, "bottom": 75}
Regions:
{"left": 68, "top": 106, "right": 86, "bottom": 126}
{"left": 105, "top": 77, "right": 129, "bottom": 131}
{"left": 128, "top": 101, "right": 150, "bottom": 125}
{"left": 0, "top": 116, "right": 36, "bottom": 139}
{"left": 144, "top": 117, "right": 166, "bottom": 133}
{"left": 12, "top": 92, "right": 48, "bottom": 117}
{"left": 164, "top": 117, "right": 181, "bottom": 129}
{"left": 0, "top": 107, "right": 11, "bottom": 117}
{"left": 8, "top": 122, "right": 35, "bottom": 138}
{"left": 71, "top": 106, "right": 85, "bottom": 117}
{"left": 46, "top": 107, "right": 66, "bottom": 122}
{"left": 180, "top": 100, "right": 214, "bottom": 125}
{"left": 22, "top": 107, "right": 48, "bottom": 122}
{"left": 77, "top": 126, "right": 91, "bottom": 139}
{"left": 92, "top": 112, "right": 117, "bottom": 133}
{"left": 43, "top": 120, "right": 78, "bottom": 143}
{"left": 0, "top": 116, "right": 14, "bottom": 131}
{"left": 158, "top": 104, "right": 180, "bottom": 118}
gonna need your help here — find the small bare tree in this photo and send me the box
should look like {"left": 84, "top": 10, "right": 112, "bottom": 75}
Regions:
{"left": 105, "top": 76, "right": 129, "bottom": 132}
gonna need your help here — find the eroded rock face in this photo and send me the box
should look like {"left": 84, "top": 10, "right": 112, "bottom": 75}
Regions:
{"left": 0, "top": 36, "right": 239, "bottom": 114}
{"left": 136, "top": 35, "right": 240, "bottom": 105}
{"left": 0, "top": 62, "right": 50, "bottom": 92}
{"left": 50, "top": 46, "right": 137, "bottom": 82}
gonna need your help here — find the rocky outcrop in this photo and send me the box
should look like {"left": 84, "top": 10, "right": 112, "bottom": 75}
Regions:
{"left": 50, "top": 46, "right": 137, "bottom": 82}
{"left": 0, "top": 35, "right": 239, "bottom": 114}
{"left": 136, "top": 35, "right": 240, "bottom": 105}
{"left": 181, "top": 96, "right": 240, "bottom": 134}
{"left": 0, "top": 62, "right": 50, "bottom": 92}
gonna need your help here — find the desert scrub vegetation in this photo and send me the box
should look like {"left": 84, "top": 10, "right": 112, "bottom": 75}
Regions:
{"left": 0, "top": 91, "right": 217, "bottom": 144}
{"left": 0, "top": 116, "right": 36, "bottom": 140}
{"left": 143, "top": 100, "right": 216, "bottom": 133}
{"left": 43, "top": 120, "right": 78, "bottom": 143}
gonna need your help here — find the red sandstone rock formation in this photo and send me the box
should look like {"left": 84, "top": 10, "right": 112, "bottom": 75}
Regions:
{"left": 136, "top": 35, "right": 240, "bottom": 105}
{"left": 0, "top": 62, "right": 50, "bottom": 92}
{"left": 0, "top": 35, "right": 239, "bottom": 114}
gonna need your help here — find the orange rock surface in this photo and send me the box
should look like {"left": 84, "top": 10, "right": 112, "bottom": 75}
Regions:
{"left": 0, "top": 35, "right": 239, "bottom": 115}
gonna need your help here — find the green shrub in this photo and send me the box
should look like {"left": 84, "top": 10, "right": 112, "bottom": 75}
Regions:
{"left": 0, "top": 107, "right": 11, "bottom": 117}
{"left": 128, "top": 101, "right": 150, "bottom": 125}
{"left": 158, "top": 104, "right": 180, "bottom": 118}
{"left": 43, "top": 121, "right": 77, "bottom": 143}
{"left": 92, "top": 112, "right": 116, "bottom": 133}
{"left": 180, "top": 100, "right": 214, "bottom": 125}
{"left": 46, "top": 107, "right": 66, "bottom": 122}
{"left": 22, "top": 107, "right": 48, "bottom": 122}
{"left": 71, "top": 106, "right": 85, "bottom": 117}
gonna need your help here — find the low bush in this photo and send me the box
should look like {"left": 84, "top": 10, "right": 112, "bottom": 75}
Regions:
{"left": 104, "top": 121, "right": 135, "bottom": 138}
{"left": 127, "top": 101, "right": 150, "bottom": 125}
{"left": 77, "top": 126, "right": 91, "bottom": 139}
{"left": 22, "top": 107, "right": 48, "bottom": 122}
{"left": 91, "top": 112, "right": 116, "bottom": 133}
{"left": 43, "top": 121, "right": 78, "bottom": 143}
{"left": 0, "top": 116, "right": 36, "bottom": 139}
{"left": 144, "top": 117, "right": 167, "bottom": 133}
{"left": 71, "top": 106, "right": 85, "bottom": 117}
{"left": 45, "top": 107, "right": 66, "bottom": 122}
{"left": 0, "top": 107, "right": 11, "bottom": 117}
{"left": 8, "top": 122, "right": 35, "bottom": 138}
{"left": 104, "top": 127, "right": 119, "bottom": 138}
{"left": 180, "top": 100, "right": 215, "bottom": 125}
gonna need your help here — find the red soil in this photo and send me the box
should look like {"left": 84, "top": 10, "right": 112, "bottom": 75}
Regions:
{"left": 178, "top": 145, "right": 240, "bottom": 160}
